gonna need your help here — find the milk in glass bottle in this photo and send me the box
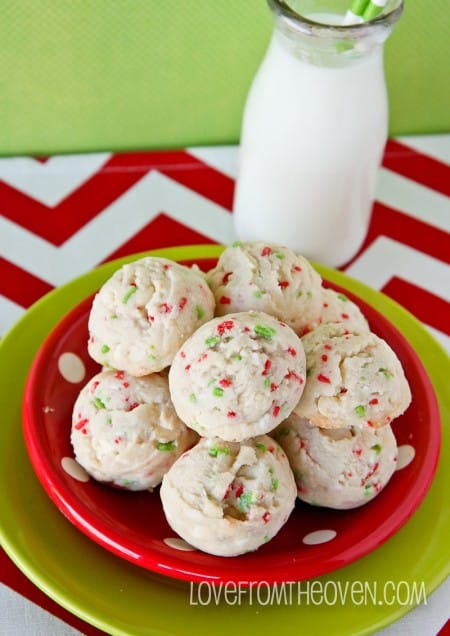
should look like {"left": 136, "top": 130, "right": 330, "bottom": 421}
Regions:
{"left": 233, "top": 0, "right": 403, "bottom": 267}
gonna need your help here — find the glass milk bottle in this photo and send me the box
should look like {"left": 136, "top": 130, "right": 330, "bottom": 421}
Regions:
{"left": 233, "top": 0, "right": 403, "bottom": 267}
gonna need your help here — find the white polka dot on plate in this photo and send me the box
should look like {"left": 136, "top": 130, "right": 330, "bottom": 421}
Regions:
{"left": 61, "top": 457, "right": 90, "bottom": 482}
{"left": 58, "top": 352, "right": 86, "bottom": 383}
{"left": 302, "top": 529, "right": 337, "bottom": 545}
{"left": 163, "top": 537, "right": 196, "bottom": 552}
{"left": 396, "top": 444, "right": 415, "bottom": 470}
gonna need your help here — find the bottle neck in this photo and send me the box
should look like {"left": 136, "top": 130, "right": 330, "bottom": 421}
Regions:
{"left": 272, "top": 22, "right": 384, "bottom": 67}
{"left": 268, "top": 0, "right": 402, "bottom": 67}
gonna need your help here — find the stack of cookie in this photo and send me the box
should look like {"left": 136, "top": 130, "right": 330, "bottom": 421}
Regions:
{"left": 162, "top": 310, "right": 304, "bottom": 556}
{"left": 69, "top": 241, "right": 411, "bottom": 558}
{"left": 71, "top": 256, "right": 215, "bottom": 490}
{"left": 160, "top": 243, "right": 331, "bottom": 555}
{"left": 272, "top": 323, "right": 410, "bottom": 510}
{"left": 206, "top": 242, "right": 411, "bottom": 512}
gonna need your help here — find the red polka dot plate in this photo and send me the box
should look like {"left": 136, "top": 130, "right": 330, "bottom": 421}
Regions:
{"left": 22, "top": 248, "right": 441, "bottom": 585}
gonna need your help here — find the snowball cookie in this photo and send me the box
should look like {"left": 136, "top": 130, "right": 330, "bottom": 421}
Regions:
{"left": 71, "top": 369, "right": 199, "bottom": 490}
{"left": 169, "top": 311, "right": 306, "bottom": 441}
{"left": 272, "top": 414, "right": 398, "bottom": 509}
{"left": 88, "top": 257, "right": 215, "bottom": 375}
{"left": 160, "top": 435, "right": 297, "bottom": 556}
{"left": 206, "top": 241, "right": 323, "bottom": 336}
{"left": 320, "top": 288, "right": 369, "bottom": 334}
{"left": 294, "top": 324, "right": 411, "bottom": 429}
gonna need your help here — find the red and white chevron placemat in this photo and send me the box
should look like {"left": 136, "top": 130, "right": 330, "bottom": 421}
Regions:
{"left": 0, "top": 136, "right": 449, "bottom": 351}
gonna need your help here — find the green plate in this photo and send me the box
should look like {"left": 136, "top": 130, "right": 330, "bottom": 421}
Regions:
{"left": 1, "top": 245, "right": 449, "bottom": 636}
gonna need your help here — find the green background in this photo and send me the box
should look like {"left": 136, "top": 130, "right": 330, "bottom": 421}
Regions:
{"left": 0, "top": 0, "right": 449, "bottom": 156}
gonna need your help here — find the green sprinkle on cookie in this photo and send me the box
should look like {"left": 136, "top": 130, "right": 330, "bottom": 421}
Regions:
{"left": 208, "top": 446, "right": 230, "bottom": 458}
{"left": 254, "top": 324, "right": 276, "bottom": 339}
{"left": 93, "top": 397, "right": 106, "bottom": 410}
{"left": 122, "top": 286, "right": 137, "bottom": 304}
{"left": 157, "top": 441, "right": 176, "bottom": 452}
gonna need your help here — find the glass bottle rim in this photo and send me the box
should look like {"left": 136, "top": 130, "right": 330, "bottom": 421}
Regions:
{"left": 267, "top": 0, "right": 404, "bottom": 38}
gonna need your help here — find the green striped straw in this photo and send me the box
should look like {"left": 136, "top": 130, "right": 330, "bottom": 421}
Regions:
{"left": 343, "top": 0, "right": 388, "bottom": 24}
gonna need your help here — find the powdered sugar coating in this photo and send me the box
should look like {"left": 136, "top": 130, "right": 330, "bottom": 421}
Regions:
{"left": 88, "top": 257, "right": 215, "bottom": 375}
{"left": 169, "top": 311, "right": 306, "bottom": 441}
